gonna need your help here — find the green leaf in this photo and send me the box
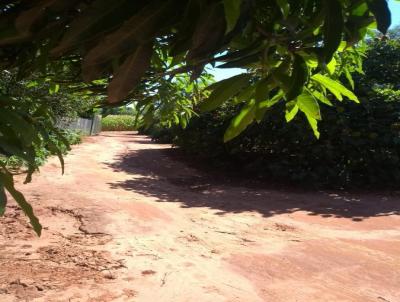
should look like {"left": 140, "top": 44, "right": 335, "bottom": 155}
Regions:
{"left": 47, "top": 142, "right": 65, "bottom": 175}
{"left": 200, "top": 74, "right": 251, "bottom": 112}
{"left": 311, "top": 74, "right": 359, "bottom": 103}
{"left": 26, "top": 81, "right": 38, "bottom": 88}
{"left": 224, "top": 99, "right": 256, "bottom": 142}
{"left": 344, "top": 67, "right": 355, "bottom": 89}
{"left": 312, "top": 74, "right": 342, "bottom": 100}
{"left": 255, "top": 90, "right": 284, "bottom": 122}
{"left": 351, "top": 2, "right": 369, "bottom": 16}
{"left": 173, "top": 113, "right": 180, "bottom": 125}
{"left": 223, "top": 0, "right": 242, "bottom": 33}
{"left": 323, "top": 0, "right": 344, "bottom": 63}
{"left": 107, "top": 42, "right": 153, "bottom": 103}
{"left": 0, "top": 169, "right": 42, "bottom": 236}
{"left": 285, "top": 103, "right": 299, "bottom": 122}
{"left": 49, "top": 83, "right": 60, "bottom": 95}
{"left": 180, "top": 116, "right": 188, "bottom": 129}
{"left": 367, "top": 0, "right": 391, "bottom": 34}
{"left": 296, "top": 91, "right": 321, "bottom": 120}
{"left": 257, "top": 90, "right": 284, "bottom": 110}
{"left": 299, "top": 51, "right": 318, "bottom": 68}
{"left": 305, "top": 115, "right": 320, "bottom": 139}
{"left": 286, "top": 55, "right": 309, "bottom": 100}
{"left": 312, "top": 90, "right": 333, "bottom": 106}
{"left": 326, "top": 57, "right": 337, "bottom": 75}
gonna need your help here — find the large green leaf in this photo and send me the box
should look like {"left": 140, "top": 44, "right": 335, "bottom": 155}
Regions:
{"left": 312, "top": 90, "right": 333, "bottom": 106}
{"left": 323, "top": 0, "right": 344, "bottom": 63}
{"left": 311, "top": 74, "right": 359, "bottom": 102}
{"left": 107, "top": 42, "right": 153, "bottom": 103}
{"left": 296, "top": 91, "right": 321, "bottom": 120}
{"left": 0, "top": 169, "right": 42, "bottom": 236}
{"left": 199, "top": 74, "right": 251, "bottom": 112}
{"left": 47, "top": 142, "right": 65, "bottom": 175}
{"left": 305, "top": 115, "right": 320, "bottom": 139}
{"left": 326, "top": 57, "right": 337, "bottom": 75}
{"left": 285, "top": 103, "right": 299, "bottom": 122}
{"left": 224, "top": 99, "right": 256, "bottom": 142}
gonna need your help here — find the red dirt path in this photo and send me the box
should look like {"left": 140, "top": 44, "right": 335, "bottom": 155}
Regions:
{"left": 1, "top": 131, "right": 399, "bottom": 301}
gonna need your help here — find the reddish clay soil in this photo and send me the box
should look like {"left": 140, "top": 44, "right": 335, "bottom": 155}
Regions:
{"left": 1, "top": 131, "right": 400, "bottom": 302}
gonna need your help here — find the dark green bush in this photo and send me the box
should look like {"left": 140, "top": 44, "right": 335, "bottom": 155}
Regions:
{"left": 149, "top": 37, "right": 400, "bottom": 188}
{"left": 101, "top": 115, "right": 136, "bottom": 131}
{"left": 153, "top": 88, "right": 400, "bottom": 188}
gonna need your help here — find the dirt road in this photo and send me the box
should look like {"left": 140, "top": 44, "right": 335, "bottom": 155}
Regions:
{"left": 1, "top": 132, "right": 399, "bottom": 301}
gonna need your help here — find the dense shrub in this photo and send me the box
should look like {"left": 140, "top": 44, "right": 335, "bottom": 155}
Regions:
{"left": 162, "top": 87, "right": 400, "bottom": 188}
{"left": 149, "top": 37, "right": 400, "bottom": 188}
{"left": 102, "top": 115, "right": 136, "bottom": 131}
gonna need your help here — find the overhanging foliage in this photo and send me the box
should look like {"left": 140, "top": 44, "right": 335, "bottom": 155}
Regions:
{"left": 0, "top": 0, "right": 395, "bottom": 132}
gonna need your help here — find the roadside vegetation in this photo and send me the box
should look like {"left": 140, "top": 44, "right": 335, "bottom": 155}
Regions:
{"left": 0, "top": 68, "right": 92, "bottom": 172}
{"left": 0, "top": 129, "right": 82, "bottom": 171}
{"left": 147, "top": 31, "right": 400, "bottom": 188}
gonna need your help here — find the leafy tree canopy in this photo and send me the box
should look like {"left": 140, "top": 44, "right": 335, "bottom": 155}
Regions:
{"left": 0, "top": 0, "right": 396, "bottom": 134}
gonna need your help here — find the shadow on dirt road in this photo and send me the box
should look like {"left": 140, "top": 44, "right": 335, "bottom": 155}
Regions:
{"left": 106, "top": 141, "right": 400, "bottom": 222}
